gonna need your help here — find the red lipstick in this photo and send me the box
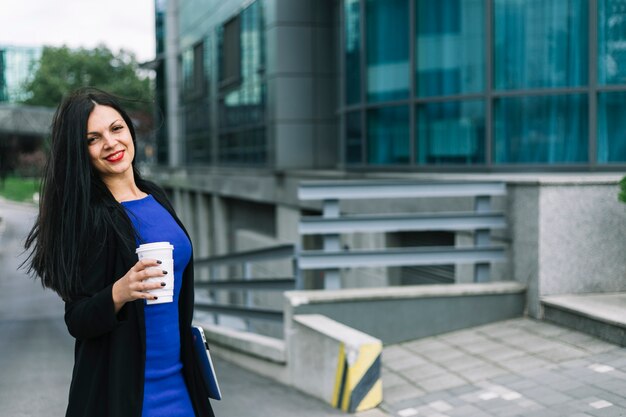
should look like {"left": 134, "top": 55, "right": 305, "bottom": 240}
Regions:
{"left": 105, "top": 150, "right": 125, "bottom": 162}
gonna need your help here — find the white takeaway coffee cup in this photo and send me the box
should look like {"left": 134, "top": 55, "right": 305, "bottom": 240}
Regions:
{"left": 136, "top": 242, "right": 174, "bottom": 305}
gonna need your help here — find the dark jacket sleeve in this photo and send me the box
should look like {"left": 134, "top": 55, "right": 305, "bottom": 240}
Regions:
{"left": 64, "top": 237, "right": 120, "bottom": 340}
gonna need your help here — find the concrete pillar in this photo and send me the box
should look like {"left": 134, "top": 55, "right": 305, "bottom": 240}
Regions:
{"left": 195, "top": 192, "right": 211, "bottom": 280}
{"left": 211, "top": 195, "right": 229, "bottom": 256}
{"left": 173, "top": 189, "right": 183, "bottom": 218}
{"left": 195, "top": 192, "right": 211, "bottom": 257}
{"left": 276, "top": 205, "right": 300, "bottom": 243}
{"left": 165, "top": 0, "right": 181, "bottom": 167}
{"left": 267, "top": 0, "right": 337, "bottom": 170}
{"left": 180, "top": 190, "right": 194, "bottom": 244}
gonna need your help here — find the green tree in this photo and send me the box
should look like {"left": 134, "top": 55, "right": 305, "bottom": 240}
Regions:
{"left": 620, "top": 176, "right": 626, "bottom": 203}
{"left": 22, "top": 45, "right": 151, "bottom": 112}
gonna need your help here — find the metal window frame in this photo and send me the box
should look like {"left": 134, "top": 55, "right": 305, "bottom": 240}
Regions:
{"left": 337, "top": 0, "right": 626, "bottom": 171}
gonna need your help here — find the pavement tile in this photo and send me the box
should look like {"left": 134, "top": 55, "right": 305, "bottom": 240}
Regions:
{"left": 523, "top": 369, "right": 572, "bottom": 386}
{"left": 385, "top": 355, "right": 429, "bottom": 372}
{"left": 534, "top": 344, "right": 589, "bottom": 362}
{"left": 604, "top": 369, "right": 626, "bottom": 381}
{"left": 382, "top": 370, "right": 408, "bottom": 389}
{"left": 560, "top": 358, "right": 593, "bottom": 369}
{"left": 356, "top": 408, "right": 392, "bottom": 417}
{"left": 446, "top": 384, "right": 478, "bottom": 397}
{"left": 380, "top": 319, "right": 626, "bottom": 416}
{"left": 420, "top": 347, "right": 466, "bottom": 363}
{"left": 553, "top": 399, "right": 599, "bottom": 412}
{"left": 402, "top": 338, "right": 451, "bottom": 355}
{"left": 403, "top": 363, "right": 449, "bottom": 382}
{"left": 407, "top": 390, "right": 453, "bottom": 404}
{"left": 477, "top": 327, "right": 527, "bottom": 341}
{"left": 560, "top": 365, "right": 600, "bottom": 381}
{"left": 524, "top": 321, "right": 571, "bottom": 338}
{"left": 440, "top": 355, "right": 489, "bottom": 372}
{"left": 517, "top": 386, "right": 573, "bottom": 406}
{"left": 437, "top": 330, "right": 487, "bottom": 346}
{"left": 461, "top": 338, "right": 507, "bottom": 353}
{"left": 505, "top": 378, "right": 540, "bottom": 391}
{"left": 383, "top": 345, "right": 416, "bottom": 362}
{"left": 473, "top": 397, "right": 512, "bottom": 410}
{"left": 499, "top": 355, "right": 552, "bottom": 372}
{"left": 589, "top": 388, "right": 626, "bottom": 404}
{"left": 445, "top": 404, "right": 492, "bottom": 416}
{"left": 558, "top": 331, "right": 605, "bottom": 346}
{"left": 549, "top": 378, "right": 585, "bottom": 393}
{"left": 513, "top": 409, "right": 560, "bottom": 417}
{"left": 587, "top": 405, "right": 626, "bottom": 417}
{"left": 488, "top": 373, "right": 523, "bottom": 385}
{"left": 418, "top": 373, "right": 467, "bottom": 393}
{"left": 383, "top": 383, "right": 424, "bottom": 405}
{"left": 479, "top": 346, "right": 526, "bottom": 362}
{"left": 456, "top": 363, "right": 508, "bottom": 383}
{"left": 613, "top": 366, "right": 626, "bottom": 375}
{"left": 589, "top": 351, "right": 626, "bottom": 364}
{"left": 578, "top": 341, "right": 621, "bottom": 355}
{"left": 500, "top": 334, "right": 556, "bottom": 354}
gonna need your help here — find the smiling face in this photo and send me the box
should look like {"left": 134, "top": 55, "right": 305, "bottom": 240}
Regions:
{"left": 86, "top": 104, "right": 135, "bottom": 181}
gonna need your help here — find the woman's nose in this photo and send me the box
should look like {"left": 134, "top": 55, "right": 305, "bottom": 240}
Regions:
{"left": 102, "top": 133, "right": 117, "bottom": 148}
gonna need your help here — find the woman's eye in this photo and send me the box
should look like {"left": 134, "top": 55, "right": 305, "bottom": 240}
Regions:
{"left": 113, "top": 125, "right": 123, "bottom": 132}
{"left": 87, "top": 137, "right": 97, "bottom": 144}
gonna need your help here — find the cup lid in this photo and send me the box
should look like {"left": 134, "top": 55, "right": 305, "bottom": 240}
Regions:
{"left": 136, "top": 241, "right": 174, "bottom": 254}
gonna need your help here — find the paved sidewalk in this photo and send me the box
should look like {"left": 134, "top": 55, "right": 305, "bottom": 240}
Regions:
{"left": 380, "top": 318, "right": 626, "bottom": 417}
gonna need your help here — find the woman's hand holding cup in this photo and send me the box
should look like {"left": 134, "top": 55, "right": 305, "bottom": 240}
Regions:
{"left": 112, "top": 258, "right": 167, "bottom": 313}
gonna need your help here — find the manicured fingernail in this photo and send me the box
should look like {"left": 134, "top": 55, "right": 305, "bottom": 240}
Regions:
{"left": 154, "top": 296, "right": 158, "bottom": 300}
{"left": 162, "top": 270, "right": 168, "bottom": 275}
{"left": 161, "top": 282, "right": 166, "bottom": 286}
{"left": 156, "top": 260, "right": 162, "bottom": 264}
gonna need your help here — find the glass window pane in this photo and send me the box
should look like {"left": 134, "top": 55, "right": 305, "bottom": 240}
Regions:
{"left": 366, "top": 0, "right": 409, "bottom": 102}
{"left": 416, "top": 0, "right": 484, "bottom": 97}
{"left": 598, "top": 1, "right": 626, "bottom": 84}
{"left": 494, "top": 95, "right": 588, "bottom": 163}
{"left": 217, "top": 1, "right": 266, "bottom": 166}
{"left": 367, "top": 106, "right": 409, "bottom": 164}
{"left": 345, "top": 111, "right": 363, "bottom": 164}
{"left": 598, "top": 92, "right": 626, "bottom": 162}
{"left": 345, "top": 0, "right": 361, "bottom": 104}
{"left": 494, "top": 0, "right": 588, "bottom": 90}
{"left": 417, "top": 101, "right": 485, "bottom": 164}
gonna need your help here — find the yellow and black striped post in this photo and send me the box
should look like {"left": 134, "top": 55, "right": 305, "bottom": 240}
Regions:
{"left": 331, "top": 341, "right": 383, "bottom": 413}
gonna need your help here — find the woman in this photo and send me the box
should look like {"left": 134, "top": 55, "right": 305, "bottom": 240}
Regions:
{"left": 24, "top": 88, "right": 215, "bottom": 417}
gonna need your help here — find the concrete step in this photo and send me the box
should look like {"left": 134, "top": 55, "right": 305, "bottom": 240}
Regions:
{"left": 542, "top": 293, "right": 626, "bottom": 346}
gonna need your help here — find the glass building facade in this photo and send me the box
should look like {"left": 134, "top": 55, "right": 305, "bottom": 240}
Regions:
{"left": 161, "top": 0, "right": 626, "bottom": 171}
{"left": 0, "top": 45, "right": 41, "bottom": 103}
{"left": 176, "top": 0, "right": 266, "bottom": 166}
{"left": 342, "top": 0, "right": 626, "bottom": 169}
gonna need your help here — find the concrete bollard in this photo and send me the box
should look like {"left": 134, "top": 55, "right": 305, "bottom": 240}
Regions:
{"left": 289, "top": 314, "right": 383, "bottom": 413}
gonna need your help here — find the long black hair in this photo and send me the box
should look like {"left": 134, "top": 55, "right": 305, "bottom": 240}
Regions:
{"left": 24, "top": 87, "right": 144, "bottom": 300}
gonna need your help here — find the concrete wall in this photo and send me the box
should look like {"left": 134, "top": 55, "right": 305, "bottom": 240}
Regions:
{"left": 284, "top": 282, "right": 526, "bottom": 344}
{"left": 153, "top": 169, "right": 626, "bottom": 323}
{"left": 508, "top": 178, "right": 626, "bottom": 317}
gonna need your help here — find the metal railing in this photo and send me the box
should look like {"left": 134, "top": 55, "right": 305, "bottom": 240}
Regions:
{"left": 194, "top": 180, "right": 508, "bottom": 328}
{"left": 297, "top": 180, "right": 507, "bottom": 288}
{"left": 194, "top": 244, "right": 300, "bottom": 325}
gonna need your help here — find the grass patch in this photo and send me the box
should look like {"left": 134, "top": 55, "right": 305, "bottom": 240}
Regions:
{"left": 0, "top": 177, "right": 41, "bottom": 203}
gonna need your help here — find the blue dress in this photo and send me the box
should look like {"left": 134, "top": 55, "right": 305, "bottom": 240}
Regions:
{"left": 122, "top": 195, "right": 196, "bottom": 417}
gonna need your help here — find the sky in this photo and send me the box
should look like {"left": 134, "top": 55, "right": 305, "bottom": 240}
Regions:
{"left": 0, "top": 0, "right": 156, "bottom": 62}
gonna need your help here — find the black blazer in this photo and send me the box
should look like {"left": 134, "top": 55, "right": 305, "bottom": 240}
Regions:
{"left": 63, "top": 181, "right": 214, "bottom": 417}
